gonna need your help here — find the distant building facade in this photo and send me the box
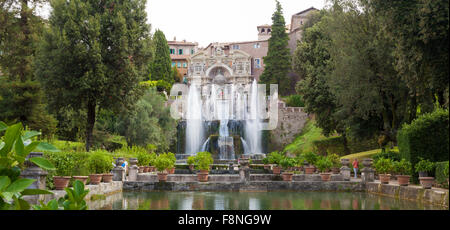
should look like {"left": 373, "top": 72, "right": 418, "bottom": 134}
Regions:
{"left": 167, "top": 38, "right": 199, "bottom": 82}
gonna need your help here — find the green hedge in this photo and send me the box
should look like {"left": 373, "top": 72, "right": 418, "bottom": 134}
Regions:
{"left": 397, "top": 108, "right": 449, "bottom": 169}
{"left": 312, "top": 136, "right": 379, "bottom": 156}
{"left": 44, "top": 151, "right": 90, "bottom": 190}
{"left": 435, "top": 161, "right": 449, "bottom": 188}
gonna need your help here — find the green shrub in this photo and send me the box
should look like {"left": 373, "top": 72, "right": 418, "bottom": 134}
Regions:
{"left": 149, "top": 152, "right": 157, "bottom": 166}
{"left": 266, "top": 151, "right": 284, "bottom": 165}
{"left": 154, "top": 153, "right": 175, "bottom": 172}
{"left": 166, "top": 152, "right": 177, "bottom": 166}
{"left": 44, "top": 151, "right": 90, "bottom": 190}
{"left": 86, "top": 150, "right": 114, "bottom": 174}
{"left": 285, "top": 94, "right": 305, "bottom": 107}
{"left": 280, "top": 156, "right": 296, "bottom": 170}
{"left": 193, "top": 152, "right": 213, "bottom": 171}
{"left": 315, "top": 156, "right": 333, "bottom": 173}
{"left": 312, "top": 136, "right": 347, "bottom": 156}
{"left": 137, "top": 152, "right": 152, "bottom": 166}
{"left": 372, "top": 150, "right": 401, "bottom": 163}
{"left": 327, "top": 154, "right": 341, "bottom": 168}
{"left": 187, "top": 156, "right": 196, "bottom": 165}
{"left": 398, "top": 108, "right": 449, "bottom": 177}
{"left": 414, "top": 157, "right": 434, "bottom": 173}
{"left": 394, "top": 159, "right": 412, "bottom": 175}
{"left": 374, "top": 158, "right": 394, "bottom": 174}
{"left": 301, "top": 152, "right": 318, "bottom": 166}
{"left": 435, "top": 161, "right": 449, "bottom": 188}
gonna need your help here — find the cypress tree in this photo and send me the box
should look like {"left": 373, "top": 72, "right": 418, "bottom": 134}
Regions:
{"left": 260, "top": 0, "right": 291, "bottom": 96}
{"left": 150, "top": 29, "right": 173, "bottom": 86}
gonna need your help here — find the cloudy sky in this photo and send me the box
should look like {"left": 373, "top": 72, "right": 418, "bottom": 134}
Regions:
{"left": 38, "top": 0, "right": 327, "bottom": 47}
{"left": 147, "top": 0, "right": 327, "bottom": 47}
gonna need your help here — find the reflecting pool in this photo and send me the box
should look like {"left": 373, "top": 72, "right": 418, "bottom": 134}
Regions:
{"left": 88, "top": 191, "right": 446, "bottom": 210}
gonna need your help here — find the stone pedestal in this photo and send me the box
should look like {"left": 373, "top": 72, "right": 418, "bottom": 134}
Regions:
{"left": 340, "top": 167, "right": 351, "bottom": 181}
{"left": 361, "top": 167, "right": 375, "bottom": 183}
{"left": 128, "top": 158, "right": 139, "bottom": 182}
{"left": 21, "top": 152, "right": 48, "bottom": 204}
{"left": 238, "top": 157, "right": 250, "bottom": 183}
{"left": 112, "top": 157, "right": 125, "bottom": 181}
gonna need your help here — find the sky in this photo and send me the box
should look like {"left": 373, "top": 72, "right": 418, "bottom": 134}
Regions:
{"left": 37, "top": 0, "right": 328, "bottom": 47}
{"left": 147, "top": 0, "right": 327, "bottom": 47}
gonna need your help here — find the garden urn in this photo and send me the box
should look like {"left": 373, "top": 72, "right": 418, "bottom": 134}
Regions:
{"left": 272, "top": 166, "right": 282, "bottom": 175}
{"left": 282, "top": 172, "right": 293, "bottom": 181}
{"left": 396, "top": 175, "right": 410, "bottom": 186}
{"left": 379, "top": 174, "right": 391, "bottom": 184}
{"left": 362, "top": 158, "right": 373, "bottom": 168}
{"left": 157, "top": 172, "right": 168, "bottom": 182}
{"left": 53, "top": 176, "right": 71, "bottom": 190}
{"left": 197, "top": 170, "right": 209, "bottom": 182}
{"left": 89, "top": 174, "right": 103, "bottom": 185}
{"left": 138, "top": 166, "right": 144, "bottom": 173}
{"left": 419, "top": 177, "right": 434, "bottom": 189}
{"left": 320, "top": 173, "right": 331, "bottom": 182}
{"left": 102, "top": 173, "right": 113, "bottom": 183}
{"left": 72, "top": 176, "right": 88, "bottom": 185}
{"left": 305, "top": 166, "right": 315, "bottom": 174}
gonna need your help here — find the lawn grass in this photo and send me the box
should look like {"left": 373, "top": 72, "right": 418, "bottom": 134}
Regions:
{"left": 283, "top": 119, "right": 327, "bottom": 155}
{"left": 340, "top": 147, "right": 399, "bottom": 161}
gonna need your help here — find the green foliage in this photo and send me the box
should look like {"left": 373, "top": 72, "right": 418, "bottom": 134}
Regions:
{"left": 284, "top": 120, "right": 326, "bottom": 155}
{"left": 187, "top": 156, "right": 195, "bottom": 166}
{"left": 394, "top": 159, "right": 412, "bottom": 175}
{"left": 435, "top": 161, "right": 449, "bottom": 188}
{"left": 315, "top": 156, "right": 333, "bottom": 173}
{"left": 86, "top": 150, "right": 114, "bottom": 174}
{"left": 34, "top": 180, "right": 89, "bottom": 210}
{"left": 374, "top": 158, "right": 394, "bottom": 174}
{"left": 150, "top": 30, "right": 173, "bottom": 86}
{"left": 266, "top": 151, "right": 284, "bottom": 165}
{"left": 43, "top": 151, "right": 90, "bottom": 189}
{"left": 414, "top": 157, "right": 434, "bottom": 173}
{"left": 153, "top": 153, "right": 175, "bottom": 172}
{"left": 327, "top": 154, "right": 340, "bottom": 168}
{"left": 372, "top": 150, "right": 401, "bottom": 163}
{"left": 312, "top": 136, "right": 347, "bottom": 156}
{"left": 285, "top": 95, "right": 305, "bottom": 107}
{"left": 193, "top": 152, "right": 214, "bottom": 171}
{"left": 398, "top": 108, "right": 449, "bottom": 172}
{"left": 259, "top": 0, "right": 292, "bottom": 95}
{"left": 279, "top": 156, "right": 296, "bottom": 170}
{"left": 35, "top": 0, "right": 153, "bottom": 151}
{"left": 301, "top": 152, "right": 318, "bottom": 166}
{"left": 0, "top": 122, "right": 57, "bottom": 210}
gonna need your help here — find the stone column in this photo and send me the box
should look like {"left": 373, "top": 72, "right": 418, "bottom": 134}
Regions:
{"left": 239, "top": 157, "right": 250, "bottom": 183}
{"left": 128, "top": 158, "right": 139, "bottom": 182}
{"left": 340, "top": 158, "right": 351, "bottom": 181}
{"left": 21, "top": 152, "right": 48, "bottom": 204}
{"left": 361, "top": 158, "right": 375, "bottom": 183}
{"left": 112, "top": 157, "right": 125, "bottom": 181}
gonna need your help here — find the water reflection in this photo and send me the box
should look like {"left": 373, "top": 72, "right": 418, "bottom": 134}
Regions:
{"left": 89, "top": 191, "right": 445, "bottom": 210}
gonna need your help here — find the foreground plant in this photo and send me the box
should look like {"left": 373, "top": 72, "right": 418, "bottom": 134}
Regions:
{"left": 0, "top": 122, "right": 58, "bottom": 210}
{"left": 33, "top": 180, "right": 89, "bottom": 210}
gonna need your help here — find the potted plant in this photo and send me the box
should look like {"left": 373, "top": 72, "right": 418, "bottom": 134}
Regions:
{"left": 267, "top": 152, "right": 284, "bottom": 174}
{"left": 149, "top": 153, "right": 157, "bottom": 172}
{"left": 87, "top": 151, "right": 114, "bottom": 184}
{"left": 72, "top": 176, "right": 88, "bottom": 185}
{"left": 328, "top": 154, "right": 341, "bottom": 174}
{"left": 137, "top": 151, "right": 152, "bottom": 173}
{"left": 53, "top": 176, "right": 72, "bottom": 190}
{"left": 374, "top": 158, "right": 394, "bottom": 184}
{"left": 194, "top": 152, "right": 214, "bottom": 182}
{"left": 280, "top": 156, "right": 296, "bottom": 181}
{"left": 167, "top": 152, "right": 177, "bottom": 174}
{"left": 153, "top": 153, "right": 173, "bottom": 182}
{"left": 262, "top": 157, "right": 270, "bottom": 170}
{"left": 394, "top": 159, "right": 412, "bottom": 186}
{"left": 302, "top": 152, "right": 318, "bottom": 174}
{"left": 187, "top": 156, "right": 196, "bottom": 171}
{"left": 415, "top": 158, "right": 435, "bottom": 189}
{"left": 316, "top": 156, "right": 333, "bottom": 181}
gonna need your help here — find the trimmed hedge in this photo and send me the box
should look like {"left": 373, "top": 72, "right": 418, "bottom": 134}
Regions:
{"left": 397, "top": 108, "right": 449, "bottom": 169}
{"left": 312, "top": 136, "right": 379, "bottom": 156}
{"left": 435, "top": 161, "right": 449, "bottom": 188}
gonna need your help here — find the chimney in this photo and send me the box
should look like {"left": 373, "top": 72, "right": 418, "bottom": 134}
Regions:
{"left": 173, "top": 36, "right": 176, "bottom": 41}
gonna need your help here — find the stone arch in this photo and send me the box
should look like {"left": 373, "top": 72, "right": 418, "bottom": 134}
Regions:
{"left": 205, "top": 63, "right": 233, "bottom": 77}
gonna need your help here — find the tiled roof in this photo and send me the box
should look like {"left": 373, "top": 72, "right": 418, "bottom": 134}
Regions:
{"left": 293, "top": 7, "right": 318, "bottom": 16}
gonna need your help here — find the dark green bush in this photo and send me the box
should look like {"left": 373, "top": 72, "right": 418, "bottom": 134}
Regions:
{"left": 312, "top": 136, "right": 379, "bottom": 156}
{"left": 285, "top": 94, "right": 305, "bottom": 107}
{"left": 44, "top": 151, "right": 90, "bottom": 190}
{"left": 397, "top": 108, "right": 449, "bottom": 180}
{"left": 435, "top": 161, "right": 449, "bottom": 188}
{"left": 372, "top": 150, "right": 401, "bottom": 163}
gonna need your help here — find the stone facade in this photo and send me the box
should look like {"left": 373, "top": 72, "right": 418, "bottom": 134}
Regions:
{"left": 168, "top": 39, "right": 199, "bottom": 82}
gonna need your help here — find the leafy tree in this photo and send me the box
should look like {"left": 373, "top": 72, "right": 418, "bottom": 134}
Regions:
{"left": 149, "top": 29, "right": 173, "bottom": 88}
{"left": 260, "top": 0, "right": 291, "bottom": 96}
{"left": 0, "top": 0, "right": 56, "bottom": 137}
{"left": 171, "top": 66, "right": 181, "bottom": 83}
{"left": 35, "top": 0, "right": 152, "bottom": 151}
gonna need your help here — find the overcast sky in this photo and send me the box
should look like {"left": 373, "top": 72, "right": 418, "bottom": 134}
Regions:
{"left": 147, "top": 0, "right": 327, "bottom": 47}
{"left": 38, "top": 0, "right": 327, "bottom": 47}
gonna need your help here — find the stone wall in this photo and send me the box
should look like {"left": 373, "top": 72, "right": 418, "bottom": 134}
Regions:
{"left": 269, "top": 101, "right": 309, "bottom": 151}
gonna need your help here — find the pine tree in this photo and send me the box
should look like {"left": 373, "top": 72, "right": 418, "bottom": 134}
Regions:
{"left": 259, "top": 0, "right": 291, "bottom": 96}
{"left": 35, "top": 0, "right": 152, "bottom": 151}
{"left": 150, "top": 29, "right": 173, "bottom": 85}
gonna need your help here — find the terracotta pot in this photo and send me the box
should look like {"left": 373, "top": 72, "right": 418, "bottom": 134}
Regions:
{"left": 379, "top": 174, "right": 391, "bottom": 184}
{"left": 197, "top": 170, "right": 209, "bottom": 182}
{"left": 89, "top": 174, "right": 103, "bottom": 185}
{"left": 157, "top": 172, "right": 168, "bottom": 182}
{"left": 138, "top": 166, "right": 144, "bottom": 173}
{"left": 168, "top": 167, "right": 175, "bottom": 174}
{"left": 282, "top": 172, "right": 293, "bottom": 181}
{"left": 272, "top": 166, "right": 282, "bottom": 175}
{"left": 53, "top": 176, "right": 71, "bottom": 190}
{"left": 264, "top": 164, "right": 270, "bottom": 170}
{"left": 331, "top": 167, "right": 340, "bottom": 174}
{"left": 102, "top": 173, "right": 113, "bottom": 183}
{"left": 72, "top": 176, "right": 88, "bottom": 185}
{"left": 419, "top": 177, "right": 434, "bottom": 189}
{"left": 396, "top": 175, "right": 410, "bottom": 186}
{"left": 189, "top": 164, "right": 195, "bottom": 171}
{"left": 144, "top": 166, "right": 150, "bottom": 173}
{"left": 320, "top": 173, "right": 331, "bottom": 182}
{"left": 149, "top": 166, "right": 156, "bottom": 172}
{"left": 305, "top": 166, "right": 315, "bottom": 174}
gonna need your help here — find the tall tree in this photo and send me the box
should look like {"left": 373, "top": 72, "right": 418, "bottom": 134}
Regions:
{"left": 149, "top": 29, "right": 172, "bottom": 86}
{"left": 0, "top": 0, "right": 56, "bottom": 137}
{"left": 260, "top": 0, "right": 291, "bottom": 96}
{"left": 35, "top": 0, "right": 152, "bottom": 151}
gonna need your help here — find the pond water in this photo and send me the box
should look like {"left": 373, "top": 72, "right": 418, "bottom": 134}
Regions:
{"left": 88, "top": 191, "right": 446, "bottom": 210}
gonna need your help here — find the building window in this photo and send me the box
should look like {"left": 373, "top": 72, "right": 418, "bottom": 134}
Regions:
{"left": 254, "top": 43, "right": 260, "bottom": 48}
{"left": 170, "top": 48, "right": 175, "bottom": 54}
{"left": 268, "top": 28, "right": 271, "bottom": 33}
{"left": 183, "top": 62, "right": 187, "bottom": 68}
{"left": 255, "top": 59, "right": 261, "bottom": 68}
{"left": 261, "top": 28, "right": 265, "bottom": 33}
{"left": 172, "top": 62, "right": 176, "bottom": 67}
{"left": 177, "top": 62, "right": 182, "bottom": 68}
{"left": 191, "top": 49, "right": 194, "bottom": 55}
{"left": 232, "top": 44, "right": 240, "bottom": 50}
{"left": 178, "top": 49, "right": 183, "bottom": 55}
